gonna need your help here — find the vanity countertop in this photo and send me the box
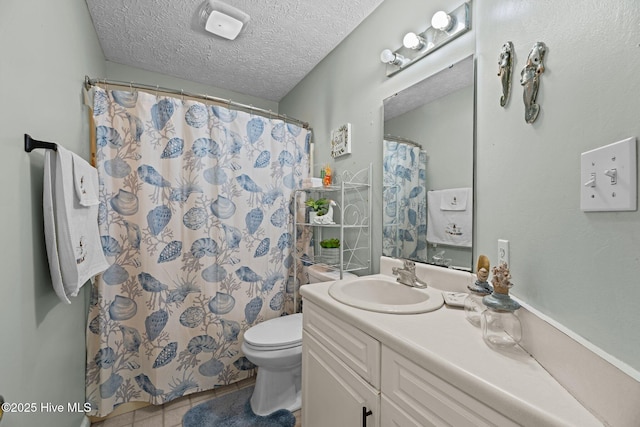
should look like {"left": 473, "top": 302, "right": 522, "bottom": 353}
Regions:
{"left": 300, "top": 280, "right": 603, "bottom": 427}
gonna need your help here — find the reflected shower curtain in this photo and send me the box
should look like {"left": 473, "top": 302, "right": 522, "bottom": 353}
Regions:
{"left": 382, "top": 139, "right": 427, "bottom": 261}
{"left": 86, "top": 87, "right": 310, "bottom": 416}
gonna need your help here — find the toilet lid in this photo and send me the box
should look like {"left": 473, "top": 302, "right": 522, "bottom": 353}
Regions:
{"left": 243, "top": 313, "right": 303, "bottom": 349}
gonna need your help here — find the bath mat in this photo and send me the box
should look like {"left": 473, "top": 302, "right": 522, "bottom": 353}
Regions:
{"left": 182, "top": 386, "right": 296, "bottom": 427}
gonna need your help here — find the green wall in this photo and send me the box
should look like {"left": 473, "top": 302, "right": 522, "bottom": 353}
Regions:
{"left": 0, "top": 0, "right": 105, "bottom": 426}
{"left": 104, "top": 62, "right": 279, "bottom": 113}
{"left": 281, "top": 0, "right": 640, "bottom": 375}
{"left": 0, "top": 3, "right": 278, "bottom": 425}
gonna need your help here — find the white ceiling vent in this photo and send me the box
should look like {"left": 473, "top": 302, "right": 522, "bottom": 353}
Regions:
{"left": 200, "top": 0, "right": 250, "bottom": 40}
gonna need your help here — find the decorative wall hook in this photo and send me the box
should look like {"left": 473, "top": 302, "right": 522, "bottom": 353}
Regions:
{"left": 497, "top": 41, "right": 514, "bottom": 107}
{"left": 520, "top": 41, "right": 547, "bottom": 124}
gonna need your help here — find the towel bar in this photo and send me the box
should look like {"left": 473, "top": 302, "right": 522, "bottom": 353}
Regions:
{"left": 24, "top": 134, "right": 57, "bottom": 152}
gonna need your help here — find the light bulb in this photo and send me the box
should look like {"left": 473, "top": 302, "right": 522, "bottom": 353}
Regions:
{"left": 431, "top": 11, "right": 453, "bottom": 31}
{"left": 380, "top": 49, "right": 396, "bottom": 64}
{"left": 380, "top": 49, "right": 407, "bottom": 66}
{"left": 403, "top": 32, "right": 425, "bottom": 50}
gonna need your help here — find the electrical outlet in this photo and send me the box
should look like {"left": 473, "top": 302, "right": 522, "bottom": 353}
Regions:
{"left": 498, "top": 239, "right": 509, "bottom": 266}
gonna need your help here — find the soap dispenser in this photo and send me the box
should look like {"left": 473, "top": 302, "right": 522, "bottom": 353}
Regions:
{"left": 481, "top": 263, "right": 522, "bottom": 349}
{"left": 464, "top": 255, "right": 492, "bottom": 327}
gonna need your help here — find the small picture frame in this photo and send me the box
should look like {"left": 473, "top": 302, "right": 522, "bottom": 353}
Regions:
{"left": 330, "top": 123, "right": 352, "bottom": 158}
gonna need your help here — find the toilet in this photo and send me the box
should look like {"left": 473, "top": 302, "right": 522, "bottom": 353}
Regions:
{"left": 241, "top": 264, "right": 355, "bottom": 415}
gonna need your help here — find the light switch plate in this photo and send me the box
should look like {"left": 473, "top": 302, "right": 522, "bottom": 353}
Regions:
{"left": 580, "top": 137, "right": 637, "bottom": 212}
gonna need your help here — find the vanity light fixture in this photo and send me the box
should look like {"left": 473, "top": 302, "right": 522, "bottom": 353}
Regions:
{"left": 199, "top": 0, "right": 250, "bottom": 40}
{"left": 380, "top": 49, "right": 408, "bottom": 66}
{"left": 382, "top": 2, "right": 470, "bottom": 77}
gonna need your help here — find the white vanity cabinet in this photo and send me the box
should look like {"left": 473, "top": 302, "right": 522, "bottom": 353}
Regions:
{"left": 302, "top": 300, "right": 380, "bottom": 427}
{"left": 302, "top": 299, "right": 519, "bottom": 426}
{"left": 301, "top": 276, "right": 604, "bottom": 427}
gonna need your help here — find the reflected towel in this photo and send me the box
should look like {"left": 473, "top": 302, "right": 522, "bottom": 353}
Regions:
{"left": 439, "top": 187, "right": 469, "bottom": 211}
{"left": 427, "top": 188, "right": 472, "bottom": 247}
{"left": 43, "top": 146, "right": 109, "bottom": 303}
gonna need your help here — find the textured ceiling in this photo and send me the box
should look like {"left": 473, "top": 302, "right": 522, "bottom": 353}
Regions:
{"left": 86, "top": 0, "right": 384, "bottom": 102}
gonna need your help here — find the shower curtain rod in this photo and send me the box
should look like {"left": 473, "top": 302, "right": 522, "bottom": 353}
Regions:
{"left": 384, "top": 134, "right": 422, "bottom": 148}
{"left": 84, "top": 76, "right": 310, "bottom": 130}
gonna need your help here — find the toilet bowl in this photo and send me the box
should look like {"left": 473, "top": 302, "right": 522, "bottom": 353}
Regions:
{"left": 242, "top": 313, "right": 303, "bottom": 416}
{"left": 241, "top": 264, "right": 355, "bottom": 416}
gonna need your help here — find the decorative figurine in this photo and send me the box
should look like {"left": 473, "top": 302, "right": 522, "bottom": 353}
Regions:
{"left": 489, "top": 262, "right": 516, "bottom": 296}
{"left": 475, "top": 255, "right": 492, "bottom": 290}
{"left": 313, "top": 200, "right": 336, "bottom": 224}
{"left": 497, "top": 41, "right": 514, "bottom": 107}
{"left": 321, "top": 163, "right": 333, "bottom": 187}
{"left": 520, "top": 41, "right": 547, "bottom": 124}
{"left": 464, "top": 255, "right": 493, "bottom": 327}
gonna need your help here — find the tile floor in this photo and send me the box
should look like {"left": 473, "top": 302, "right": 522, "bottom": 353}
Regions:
{"left": 90, "top": 377, "right": 302, "bottom": 427}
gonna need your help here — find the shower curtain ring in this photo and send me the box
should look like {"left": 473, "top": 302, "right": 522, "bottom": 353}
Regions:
{"left": 155, "top": 85, "right": 159, "bottom": 98}
{"left": 181, "top": 89, "right": 185, "bottom": 102}
{"left": 227, "top": 99, "right": 232, "bottom": 110}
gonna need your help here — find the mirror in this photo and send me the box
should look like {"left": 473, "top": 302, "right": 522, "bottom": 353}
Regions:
{"left": 382, "top": 55, "right": 474, "bottom": 270}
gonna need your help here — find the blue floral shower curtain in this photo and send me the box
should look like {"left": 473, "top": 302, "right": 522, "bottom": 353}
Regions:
{"left": 382, "top": 139, "right": 427, "bottom": 261}
{"left": 86, "top": 87, "right": 310, "bottom": 416}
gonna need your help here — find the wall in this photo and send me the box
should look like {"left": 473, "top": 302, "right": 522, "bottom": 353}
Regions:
{"left": 105, "top": 62, "right": 279, "bottom": 112}
{"left": 474, "top": 0, "right": 640, "bottom": 375}
{"left": 281, "top": 0, "right": 640, "bottom": 376}
{"left": 0, "top": 0, "right": 105, "bottom": 426}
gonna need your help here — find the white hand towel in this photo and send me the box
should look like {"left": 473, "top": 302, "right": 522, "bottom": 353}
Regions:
{"left": 427, "top": 188, "right": 472, "bottom": 247}
{"left": 43, "top": 146, "right": 109, "bottom": 303}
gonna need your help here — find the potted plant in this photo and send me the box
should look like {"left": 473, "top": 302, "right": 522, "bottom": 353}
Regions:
{"left": 305, "top": 197, "right": 329, "bottom": 223}
{"left": 319, "top": 238, "right": 340, "bottom": 249}
{"left": 320, "top": 238, "right": 340, "bottom": 265}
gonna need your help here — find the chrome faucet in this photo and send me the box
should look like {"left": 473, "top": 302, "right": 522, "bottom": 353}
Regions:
{"left": 392, "top": 260, "right": 428, "bottom": 288}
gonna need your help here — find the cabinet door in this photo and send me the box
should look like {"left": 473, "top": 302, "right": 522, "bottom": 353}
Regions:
{"left": 303, "top": 331, "right": 380, "bottom": 427}
{"left": 381, "top": 395, "right": 429, "bottom": 427}
{"left": 382, "top": 346, "right": 518, "bottom": 426}
{"left": 303, "top": 300, "right": 380, "bottom": 388}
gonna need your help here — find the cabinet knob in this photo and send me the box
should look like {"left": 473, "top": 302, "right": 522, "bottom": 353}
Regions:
{"left": 362, "top": 406, "right": 373, "bottom": 427}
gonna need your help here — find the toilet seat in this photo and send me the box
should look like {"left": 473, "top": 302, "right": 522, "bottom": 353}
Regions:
{"left": 243, "top": 313, "right": 302, "bottom": 350}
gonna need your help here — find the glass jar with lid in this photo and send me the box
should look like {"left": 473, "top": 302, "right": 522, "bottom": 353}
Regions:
{"left": 480, "top": 263, "right": 522, "bottom": 349}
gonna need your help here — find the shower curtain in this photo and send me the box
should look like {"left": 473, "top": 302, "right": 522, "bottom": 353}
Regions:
{"left": 86, "top": 87, "right": 310, "bottom": 416}
{"left": 382, "top": 139, "right": 427, "bottom": 262}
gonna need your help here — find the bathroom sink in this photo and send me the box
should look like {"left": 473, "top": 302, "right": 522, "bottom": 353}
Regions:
{"left": 328, "top": 274, "right": 444, "bottom": 314}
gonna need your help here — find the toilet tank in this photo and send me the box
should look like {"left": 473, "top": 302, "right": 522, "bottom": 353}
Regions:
{"left": 307, "top": 264, "right": 355, "bottom": 283}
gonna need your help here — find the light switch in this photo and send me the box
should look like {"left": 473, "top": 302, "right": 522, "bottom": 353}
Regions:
{"left": 580, "top": 137, "right": 637, "bottom": 212}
